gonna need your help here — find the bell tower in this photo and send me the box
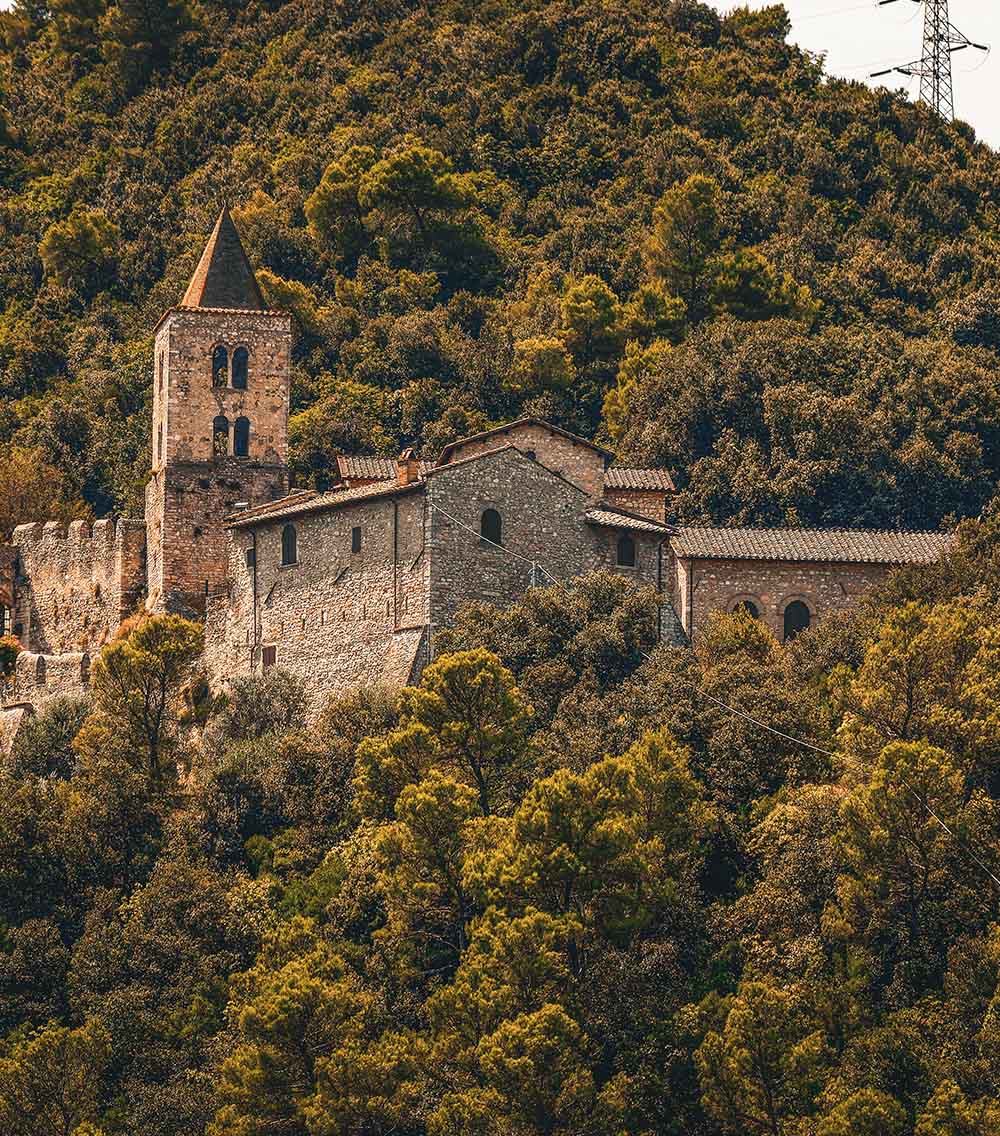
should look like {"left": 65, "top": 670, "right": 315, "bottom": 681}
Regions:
{"left": 145, "top": 208, "right": 292, "bottom": 613}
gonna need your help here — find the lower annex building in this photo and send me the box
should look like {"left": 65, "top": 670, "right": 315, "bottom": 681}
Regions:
{"left": 0, "top": 211, "right": 953, "bottom": 733}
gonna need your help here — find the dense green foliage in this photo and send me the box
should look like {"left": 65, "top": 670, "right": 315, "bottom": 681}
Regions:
{"left": 5, "top": 538, "right": 1000, "bottom": 1133}
{"left": 2, "top": 0, "right": 999, "bottom": 529}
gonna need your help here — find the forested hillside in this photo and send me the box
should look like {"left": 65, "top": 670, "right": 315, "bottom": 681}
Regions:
{"left": 5, "top": 528, "right": 1000, "bottom": 1134}
{"left": 6, "top": 4, "right": 1000, "bottom": 1134}
{"left": 2, "top": 0, "right": 1000, "bottom": 531}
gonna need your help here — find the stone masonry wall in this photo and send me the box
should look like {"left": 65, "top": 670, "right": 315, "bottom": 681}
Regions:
{"left": 145, "top": 460, "right": 289, "bottom": 614}
{"left": 10, "top": 518, "right": 146, "bottom": 655}
{"left": 209, "top": 488, "right": 429, "bottom": 713}
{"left": 443, "top": 423, "right": 609, "bottom": 498}
{"left": 3, "top": 650, "right": 91, "bottom": 709}
{"left": 426, "top": 448, "right": 665, "bottom": 631}
{"left": 676, "top": 554, "right": 897, "bottom": 641}
{"left": 603, "top": 488, "right": 668, "bottom": 523}
{"left": 153, "top": 308, "right": 292, "bottom": 469}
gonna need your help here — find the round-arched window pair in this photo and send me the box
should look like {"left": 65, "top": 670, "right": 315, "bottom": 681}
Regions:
{"left": 211, "top": 346, "right": 249, "bottom": 389}
{"left": 212, "top": 415, "right": 251, "bottom": 457}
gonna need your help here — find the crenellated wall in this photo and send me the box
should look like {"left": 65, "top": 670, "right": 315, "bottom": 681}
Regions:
{"left": 10, "top": 518, "right": 146, "bottom": 655}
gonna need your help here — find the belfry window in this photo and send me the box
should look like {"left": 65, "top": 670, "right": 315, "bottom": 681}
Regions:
{"left": 616, "top": 534, "right": 636, "bottom": 567}
{"left": 213, "top": 415, "right": 230, "bottom": 457}
{"left": 783, "top": 600, "right": 811, "bottom": 641}
{"left": 232, "top": 347, "right": 249, "bottom": 389}
{"left": 281, "top": 524, "right": 298, "bottom": 566}
{"left": 212, "top": 346, "right": 228, "bottom": 388}
{"left": 480, "top": 509, "right": 502, "bottom": 546}
{"left": 234, "top": 416, "right": 250, "bottom": 458}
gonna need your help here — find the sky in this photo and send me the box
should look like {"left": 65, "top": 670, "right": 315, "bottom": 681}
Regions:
{"left": 0, "top": 0, "right": 996, "bottom": 147}
{"left": 707, "top": 0, "right": 1000, "bottom": 148}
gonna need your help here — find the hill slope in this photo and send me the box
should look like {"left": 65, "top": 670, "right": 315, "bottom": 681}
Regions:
{"left": 2, "top": 0, "right": 999, "bottom": 530}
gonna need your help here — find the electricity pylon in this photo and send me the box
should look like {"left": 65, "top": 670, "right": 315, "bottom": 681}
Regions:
{"left": 871, "top": 0, "right": 988, "bottom": 121}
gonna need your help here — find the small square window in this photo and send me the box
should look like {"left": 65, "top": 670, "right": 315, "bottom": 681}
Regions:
{"left": 352, "top": 526, "right": 362, "bottom": 554}
{"left": 262, "top": 645, "right": 277, "bottom": 669}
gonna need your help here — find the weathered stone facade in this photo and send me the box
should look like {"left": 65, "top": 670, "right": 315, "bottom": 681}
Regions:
{"left": 210, "top": 442, "right": 671, "bottom": 710}
{"left": 9, "top": 519, "right": 146, "bottom": 654}
{"left": 672, "top": 556, "right": 894, "bottom": 642}
{"left": 147, "top": 300, "right": 292, "bottom": 613}
{"left": 1, "top": 211, "right": 953, "bottom": 736}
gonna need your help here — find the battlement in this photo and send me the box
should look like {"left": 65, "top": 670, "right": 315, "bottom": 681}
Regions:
{"left": 12, "top": 516, "right": 143, "bottom": 551}
{"left": 11, "top": 516, "right": 146, "bottom": 656}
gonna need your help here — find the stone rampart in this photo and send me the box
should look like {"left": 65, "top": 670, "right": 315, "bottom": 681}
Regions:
{"left": 11, "top": 518, "right": 146, "bottom": 655}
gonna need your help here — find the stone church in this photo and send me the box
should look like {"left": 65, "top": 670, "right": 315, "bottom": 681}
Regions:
{"left": 0, "top": 211, "right": 953, "bottom": 727}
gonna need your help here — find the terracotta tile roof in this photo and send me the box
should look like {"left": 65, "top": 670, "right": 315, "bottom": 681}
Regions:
{"left": 437, "top": 417, "right": 615, "bottom": 464}
{"left": 585, "top": 508, "right": 672, "bottom": 534}
{"left": 670, "top": 527, "right": 953, "bottom": 564}
{"left": 228, "top": 481, "right": 423, "bottom": 528}
{"left": 335, "top": 455, "right": 434, "bottom": 482}
{"left": 604, "top": 467, "right": 675, "bottom": 491}
{"left": 181, "top": 207, "right": 266, "bottom": 311}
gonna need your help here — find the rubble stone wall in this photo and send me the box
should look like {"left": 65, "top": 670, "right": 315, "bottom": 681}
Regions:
{"left": 10, "top": 519, "right": 146, "bottom": 655}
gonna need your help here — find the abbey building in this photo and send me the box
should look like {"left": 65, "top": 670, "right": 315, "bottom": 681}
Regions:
{"left": 0, "top": 212, "right": 953, "bottom": 729}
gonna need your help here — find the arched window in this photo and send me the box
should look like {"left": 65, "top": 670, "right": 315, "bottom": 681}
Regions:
{"left": 733, "top": 599, "right": 760, "bottom": 619}
{"left": 783, "top": 600, "right": 811, "bottom": 641}
{"left": 232, "top": 346, "right": 249, "bottom": 389}
{"left": 480, "top": 509, "right": 502, "bottom": 546}
{"left": 36, "top": 656, "right": 46, "bottom": 686}
{"left": 213, "top": 415, "right": 230, "bottom": 457}
{"left": 617, "top": 534, "right": 636, "bottom": 567}
{"left": 212, "top": 346, "right": 228, "bottom": 388}
{"left": 233, "top": 416, "right": 250, "bottom": 458}
{"left": 281, "top": 524, "right": 298, "bottom": 566}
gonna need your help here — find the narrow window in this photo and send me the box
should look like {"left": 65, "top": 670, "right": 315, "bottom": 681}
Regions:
{"left": 157, "top": 424, "right": 163, "bottom": 463}
{"left": 245, "top": 547, "right": 256, "bottom": 569}
{"left": 158, "top": 353, "right": 165, "bottom": 391}
{"left": 281, "top": 524, "right": 298, "bottom": 566}
{"left": 212, "top": 345, "right": 228, "bottom": 388}
{"left": 733, "top": 599, "right": 760, "bottom": 619}
{"left": 213, "top": 415, "right": 230, "bottom": 457}
{"left": 481, "top": 508, "right": 502, "bottom": 546}
{"left": 352, "top": 526, "right": 362, "bottom": 554}
{"left": 262, "top": 645, "right": 276, "bottom": 669}
{"left": 233, "top": 416, "right": 250, "bottom": 458}
{"left": 0, "top": 605, "right": 8, "bottom": 636}
{"left": 36, "top": 655, "right": 46, "bottom": 686}
{"left": 232, "top": 346, "right": 249, "bottom": 390}
{"left": 617, "top": 534, "right": 636, "bottom": 567}
{"left": 783, "top": 600, "right": 811, "bottom": 641}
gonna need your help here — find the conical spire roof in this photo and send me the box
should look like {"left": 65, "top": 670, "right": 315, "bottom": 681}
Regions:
{"left": 181, "top": 206, "right": 266, "bottom": 310}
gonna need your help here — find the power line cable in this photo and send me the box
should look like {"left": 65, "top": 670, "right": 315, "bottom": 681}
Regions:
{"left": 428, "top": 501, "right": 1000, "bottom": 893}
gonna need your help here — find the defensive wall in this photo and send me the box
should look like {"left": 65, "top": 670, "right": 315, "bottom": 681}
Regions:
{"left": 9, "top": 518, "right": 146, "bottom": 656}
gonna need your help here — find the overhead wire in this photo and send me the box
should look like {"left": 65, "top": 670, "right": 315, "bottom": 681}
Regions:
{"left": 428, "top": 501, "right": 1000, "bottom": 894}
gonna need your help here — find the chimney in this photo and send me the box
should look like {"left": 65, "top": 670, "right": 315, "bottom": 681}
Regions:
{"left": 397, "top": 448, "right": 420, "bottom": 486}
